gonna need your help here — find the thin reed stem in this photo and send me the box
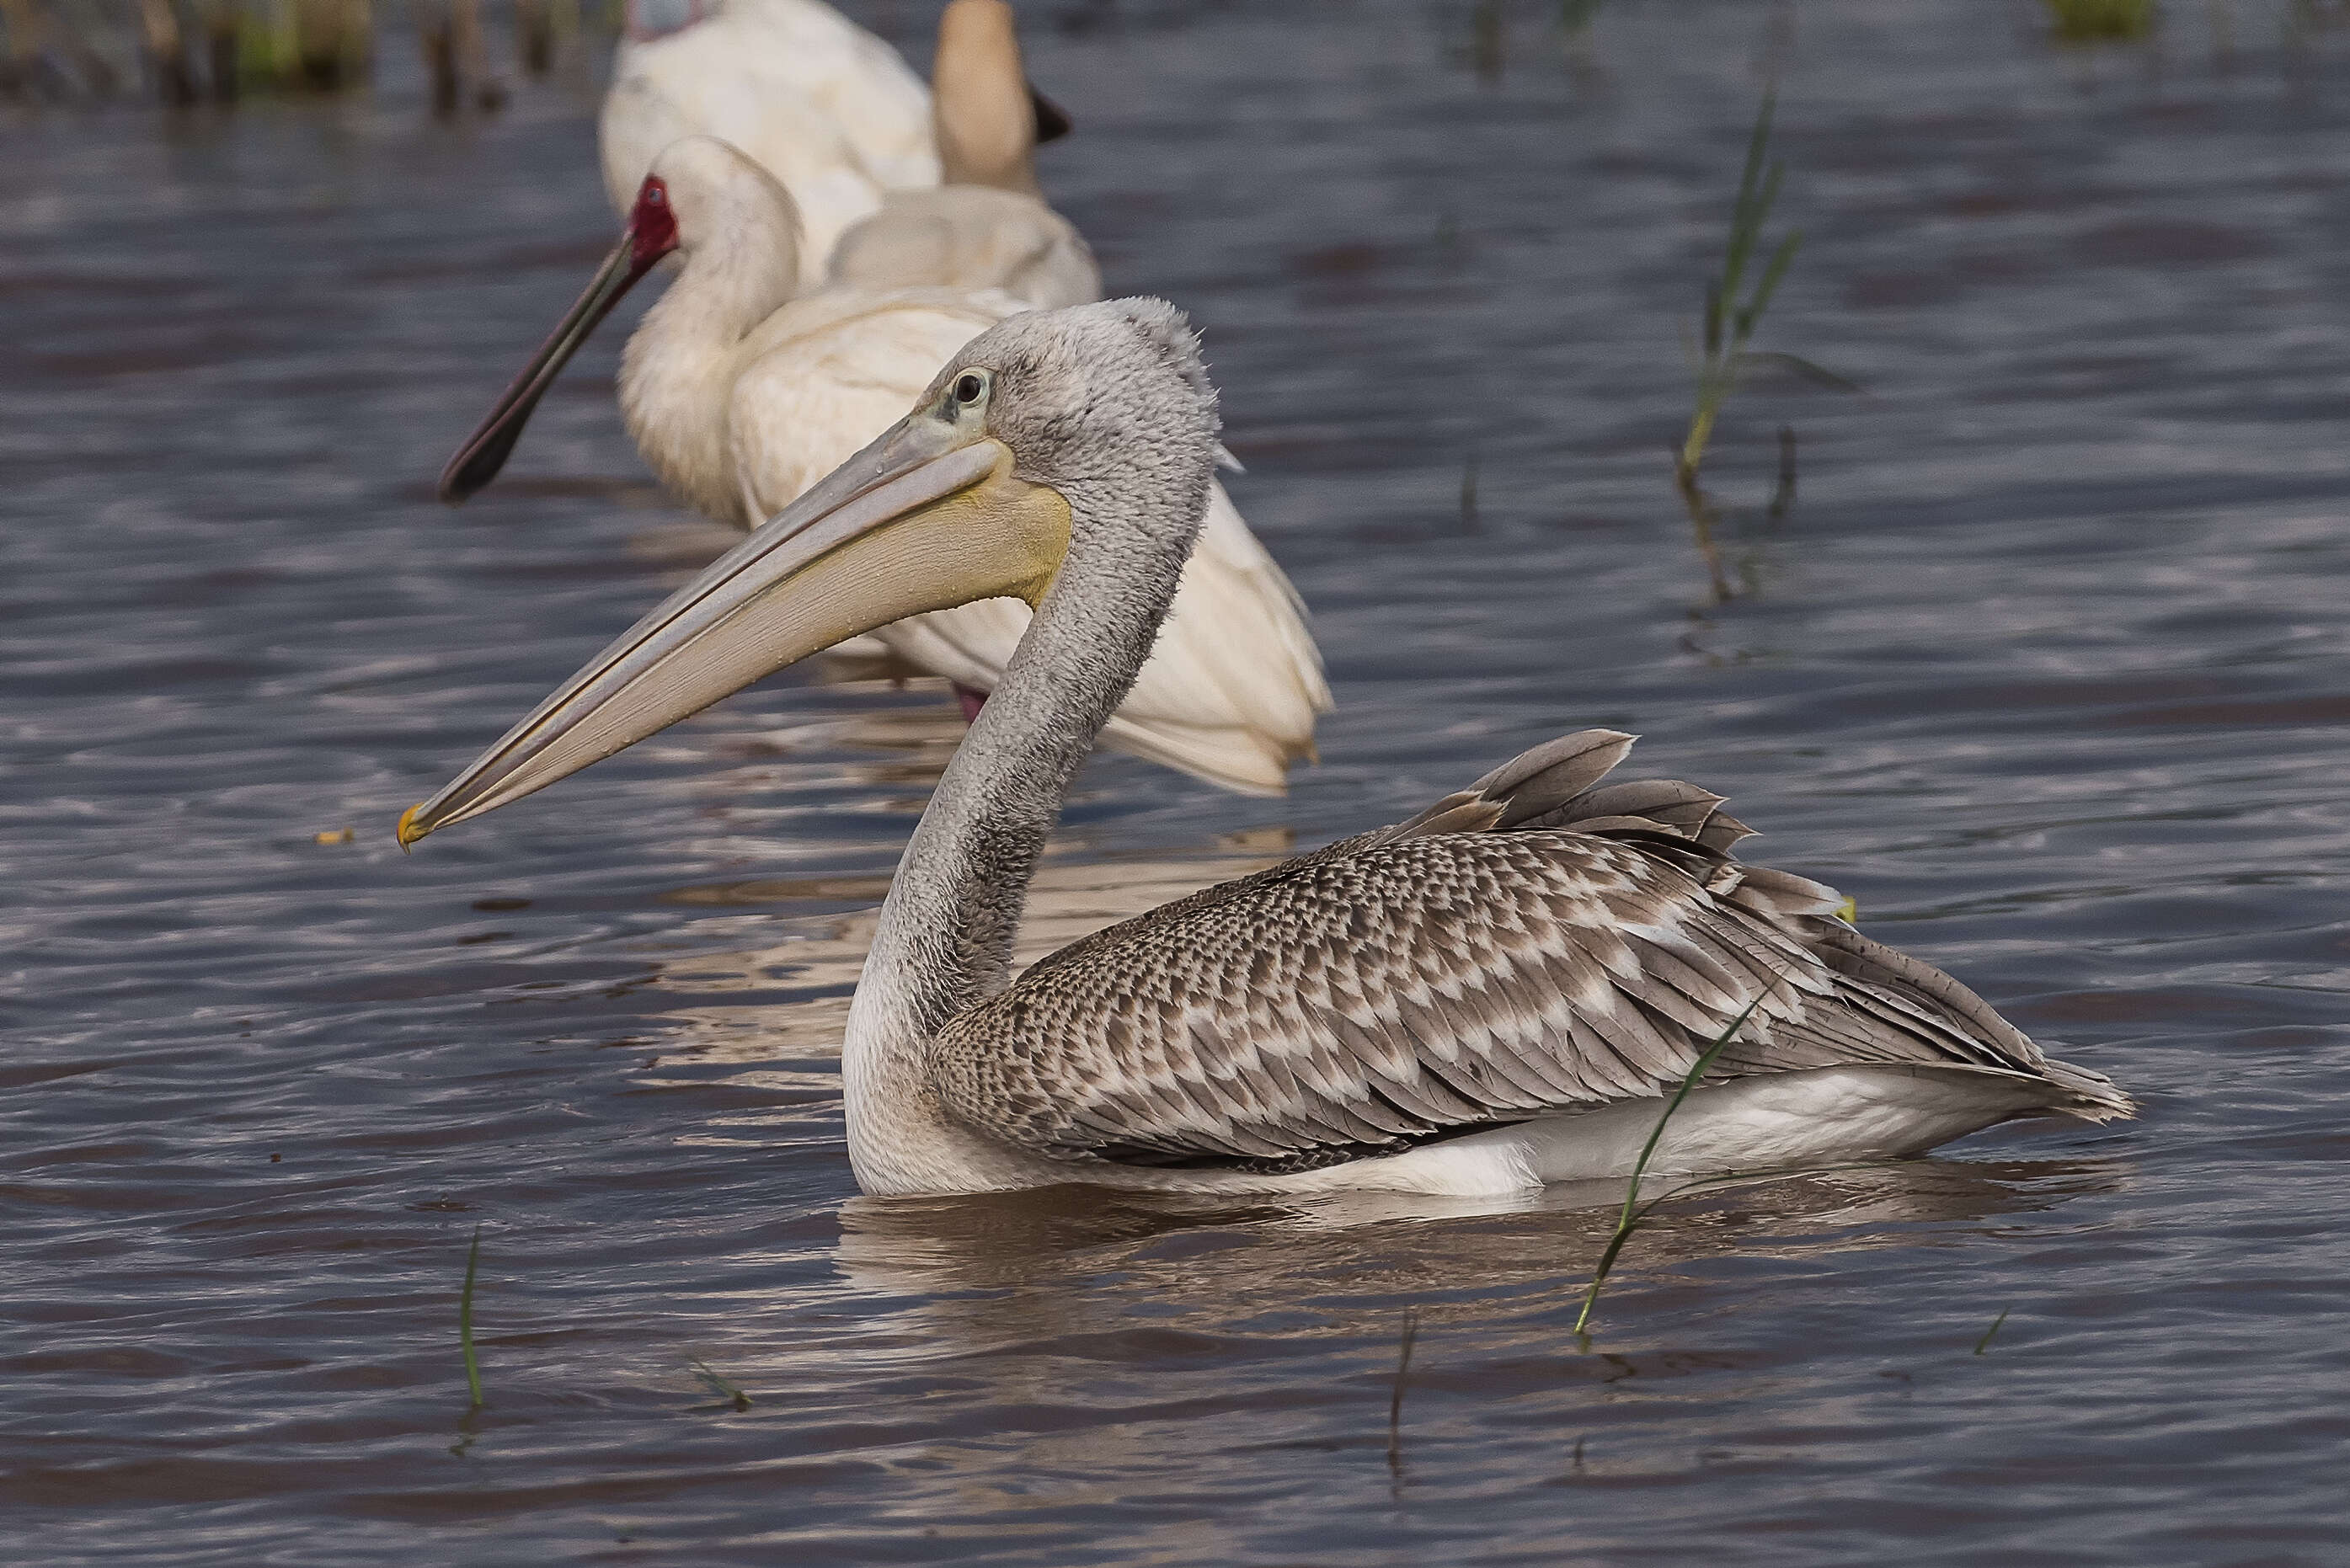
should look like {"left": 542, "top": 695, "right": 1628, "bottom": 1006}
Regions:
{"left": 1573, "top": 997, "right": 1766, "bottom": 1340}
{"left": 690, "top": 1357, "right": 753, "bottom": 1412}
{"left": 459, "top": 1224, "right": 484, "bottom": 1409}
{"left": 1673, "top": 88, "right": 1829, "bottom": 598}
{"left": 1386, "top": 1308, "right": 1419, "bottom": 1471}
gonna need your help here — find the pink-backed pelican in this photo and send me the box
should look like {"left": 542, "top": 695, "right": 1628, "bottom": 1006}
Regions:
{"left": 399, "top": 300, "right": 2131, "bottom": 1197}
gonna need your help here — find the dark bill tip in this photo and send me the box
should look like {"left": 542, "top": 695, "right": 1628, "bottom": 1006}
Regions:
{"left": 438, "top": 415, "right": 529, "bottom": 504}
{"left": 1028, "top": 83, "right": 1072, "bottom": 143}
{"left": 434, "top": 237, "right": 641, "bottom": 507}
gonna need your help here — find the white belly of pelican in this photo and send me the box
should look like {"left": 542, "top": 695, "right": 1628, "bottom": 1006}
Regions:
{"left": 1258, "top": 1065, "right": 2068, "bottom": 1198}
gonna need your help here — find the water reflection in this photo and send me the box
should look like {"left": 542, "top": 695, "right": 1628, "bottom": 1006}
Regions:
{"left": 831, "top": 1156, "right": 2128, "bottom": 1310}
{"left": 12, "top": 0, "right": 2350, "bottom": 1556}
{"left": 649, "top": 837, "right": 1291, "bottom": 1061}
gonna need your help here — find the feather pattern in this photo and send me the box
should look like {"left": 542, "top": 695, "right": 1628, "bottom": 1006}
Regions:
{"left": 930, "top": 730, "right": 2132, "bottom": 1173}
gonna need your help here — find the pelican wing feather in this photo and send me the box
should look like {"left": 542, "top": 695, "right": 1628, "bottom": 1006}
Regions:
{"left": 931, "top": 731, "right": 2132, "bottom": 1172}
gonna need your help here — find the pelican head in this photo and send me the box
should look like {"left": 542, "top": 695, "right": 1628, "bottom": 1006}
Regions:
{"left": 437, "top": 136, "right": 799, "bottom": 504}
{"left": 398, "top": 297, "right": 1220, "bottom": 846}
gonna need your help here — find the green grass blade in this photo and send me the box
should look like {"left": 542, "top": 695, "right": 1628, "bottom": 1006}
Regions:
{"left": 1973, "top": 1307, "right": 2012, "bottom": 1356}
{"left": 1719, "top": 211, "right": 1756, "bottom": 318}
{"left": 459, "top": 1224, "right": 484, "bottom": 1410}
{"left": 1735, "top": 227, "right": 1801, "bottom": 341}
{"left": 1733, "top": 349, "right": 1857, "bottom": 393}
{"left": 689, "top": 1357, "right": 752, "bottom": 1411}
{"left": 1739, "top": 88, "right": 1777, "bottom": 206}
{"left": 1720, "top": 88, "right": 1777, "bottom": 301}
{"left": 1573, "top": 995, "right": 1767, "bottom": 1338}
{"left": 1730, "top": 162, "right": 1785, "bottom": 319}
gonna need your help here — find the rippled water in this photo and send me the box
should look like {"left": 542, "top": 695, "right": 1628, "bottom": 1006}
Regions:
{"left": 9, "top": 1, "right": 2350, "bottom": 1560}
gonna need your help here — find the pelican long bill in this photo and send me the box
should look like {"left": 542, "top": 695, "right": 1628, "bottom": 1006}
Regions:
{"left": 398, "top": 399, "right": 1073, "bottom": 847}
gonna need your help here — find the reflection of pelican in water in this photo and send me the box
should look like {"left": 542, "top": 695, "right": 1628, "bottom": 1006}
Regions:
{"left": 400, "top": 301, "right": 2133, "bottom": 1198}
{"left": 652, "top": 837, "right": 1294, "bottom": 1061}
{"left": 828, "top": 1155, "right": 2128, "bottom": 1300}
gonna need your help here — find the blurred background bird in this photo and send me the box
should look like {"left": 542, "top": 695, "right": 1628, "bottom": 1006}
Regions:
{"left": 598, "top": 0, "right": 935, "bottom": 285}
{"left": 443, "top": 1, "right": 1329, "bottom": 795}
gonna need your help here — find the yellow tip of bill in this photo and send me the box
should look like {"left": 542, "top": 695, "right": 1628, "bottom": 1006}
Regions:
{"left": 395, "top": 802, "right": 428, "bottom": 852}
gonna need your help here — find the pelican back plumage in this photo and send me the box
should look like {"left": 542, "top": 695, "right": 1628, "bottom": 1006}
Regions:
{"left": 405, "top": 301, "right": 2126, "bottom": 1202}
{"left": 930, "top": 729, "right": 2131, "bottom": 1178}
{"left": 830, "top": 184, "right": 1100, "bottom": 310}
{"left": 826, "top": 1, "right": 1100, "bottom": 311}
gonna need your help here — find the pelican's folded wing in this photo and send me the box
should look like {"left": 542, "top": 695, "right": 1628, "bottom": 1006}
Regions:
{"left": 930, "top": 731, "right": 2131, "bottom": 1172}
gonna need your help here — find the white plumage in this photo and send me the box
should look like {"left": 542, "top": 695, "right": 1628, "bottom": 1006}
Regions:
{"left": 441, "top": 135, "right": 1328, "bottom": 795}
{"left": 645, "top": 146, "right": 1324, "bottom": 795}
{"left": 472, "top": 1, "right": 1324, "bottom": 792}
{"left": 822, "top": 0, "right": 1098, "bottom": 308}
{"left": 598, "top": 0, "right": 937, "bottom": 287}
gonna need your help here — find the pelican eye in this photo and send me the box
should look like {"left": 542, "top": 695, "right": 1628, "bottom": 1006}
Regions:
{"left": 952, "top": 371, "right": 986, "bottom": 407}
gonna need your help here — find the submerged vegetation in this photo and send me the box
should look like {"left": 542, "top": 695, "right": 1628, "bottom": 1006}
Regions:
{"left": 1386, "top": 1308, "right": 1419, "bottom": 1475}
{"left": 689, "top": 1357, "right": 754, "bottom": 1412}
{"left": 459, "top": 1224, "right": 485, "bottom": 1409}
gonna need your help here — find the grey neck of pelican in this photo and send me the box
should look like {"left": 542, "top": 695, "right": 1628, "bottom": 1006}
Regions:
{"left": 618, "top": 196, "right": 802, "bottom": 525}
{"left": 855, "top": 480, "right": 1204, "bottom": 1047}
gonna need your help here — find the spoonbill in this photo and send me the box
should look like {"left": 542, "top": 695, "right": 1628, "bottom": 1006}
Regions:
{"left": 601, "top": 0, "right": 1077, "bottom": 290}
{"left": 401, "top": 300, "right": 2134, "bottom": 1198}
{"left": 827, "top": 0, "right": 1097, "bottom": 311}
{"left": 601, "top": 0, "right": 934, "bottom": 286}
{"left": 440, "top": 139, "right": 1327, "bottom": 796}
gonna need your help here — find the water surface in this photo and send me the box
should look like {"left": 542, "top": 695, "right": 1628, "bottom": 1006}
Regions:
{"left": 7, "top": 3, "right": 2350, "bottom": 1561}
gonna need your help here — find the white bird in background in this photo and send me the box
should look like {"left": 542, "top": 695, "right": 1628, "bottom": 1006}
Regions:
{"left": 440, "top": 135, "right": 1327, "bottom": 797}
{"left": 598, "top": 0, "right": 1089, "bottom": 298}
{"left": 402, "top": 301, "right": 2133, "bottom": 1200}
{"left": 827, "top": 0, "right": 1096, "bottom": 310}
{"left": 598, "top": 0, "right": 937, "bottom": 289}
